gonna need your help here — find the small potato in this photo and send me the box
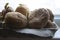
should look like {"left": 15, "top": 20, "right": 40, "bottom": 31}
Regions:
{"left": 4, "top": 12, "right": 27, "bottom": 29}
{"left": 44, "top": 20, "right": 55, "bottom": 28}
{"left": 28, "top": 8, "right": 49, "bottom": 29}
{"left": 2, "top": 3, "right": 14, "bottom": 21}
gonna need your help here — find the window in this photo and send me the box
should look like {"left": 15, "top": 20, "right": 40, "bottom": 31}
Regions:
{"left": 0, "top": 0, "right": 60, "bottom": 15}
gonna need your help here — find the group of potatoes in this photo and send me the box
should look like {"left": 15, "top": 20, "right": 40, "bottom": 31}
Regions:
{"left": 2, "top": 3, "right": 54, "bottom": 29}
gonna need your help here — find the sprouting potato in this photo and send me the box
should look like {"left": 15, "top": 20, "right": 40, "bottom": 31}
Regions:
{"left": 2, "top": 3, "right": 14, "bottom": 21}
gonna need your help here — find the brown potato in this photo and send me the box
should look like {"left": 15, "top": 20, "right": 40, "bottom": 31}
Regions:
{"left": 28, "top": 8, "right": 49, "bottom": 29}
{"left": 44, "top": 9, "right": 54, "bottom": 28}
{"left": 2, "top": 3, "right": 14, "bottom": 21}
{"left": 46, "top": 9, "right": 54, "bottom": 22}
{"left": 4, "top": 12, "right": 27, "bottom": 29}
{"left": 44, "top": 20, "right": 55, "bottom": 28}
{"left": 15, "top": 4, "right": 29, "bottom": 17}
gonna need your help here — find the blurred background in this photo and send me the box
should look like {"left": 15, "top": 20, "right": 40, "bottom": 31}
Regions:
{"left": 0, "top": 0, "right": 60, "bottom": 27}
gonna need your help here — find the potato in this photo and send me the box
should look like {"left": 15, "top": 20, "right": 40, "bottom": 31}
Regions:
{"left": 15, "top": 4, "right": 29, "bottom": 17}
{"left": 4, "top": 12, "right": 27, "bottom": 29}
{"left": 28, "top": 8, "right": 49, "bottom": 29}
{"left": 2, "top": 3, "right": 14, "bottom": 21}
{"left": 46, "top": 9, "right": 54, "bottom": 22}
{"left": 44, "top": 20, "right": 55, "bottom": 28}
{"left": 44, "top": 9, "right": 54, "bottom": 28}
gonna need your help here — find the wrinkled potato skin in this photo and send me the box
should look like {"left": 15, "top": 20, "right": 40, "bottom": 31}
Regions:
{"left": 28, "top": 8, "right": 49, "bottom": 29}
{"left": 44, "top": 20, "right": 55, "bottom": 28}
{"left": 46, "top": 9, "right": 54, "bottom": 22}
{"left": 44, "top": 9, "right": 54, "bottom": 28}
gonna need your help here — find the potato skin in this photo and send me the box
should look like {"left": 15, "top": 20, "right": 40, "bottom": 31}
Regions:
{"left": 15, "top": 4, "right": 29, "bottom": 17}
{"left": 28, "top": 8, "right": 49, "bottom": 29}
{"left": 4, "top": 12, "right": 27, "bottom": 29}
{"left": 43, "top": 9, "right": 54, "bottom": 28}
{"left": 44, "top": 20, "right": 55, "bottom": 28}
{"left": 46, "top": 9, "right": 54, "bottom": 22}
{"left": 2, "top": 3, "right": 14, "bottom": 21}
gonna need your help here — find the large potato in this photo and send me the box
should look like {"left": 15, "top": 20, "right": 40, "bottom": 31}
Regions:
{"left": 15, "top": 4, "right": 29, "bottom": 18}
{"left": 28, "top": 8, "right": 49, "bottom": 29}
{"left": 4, "top": 12, "right": 27, "bottom": 29}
